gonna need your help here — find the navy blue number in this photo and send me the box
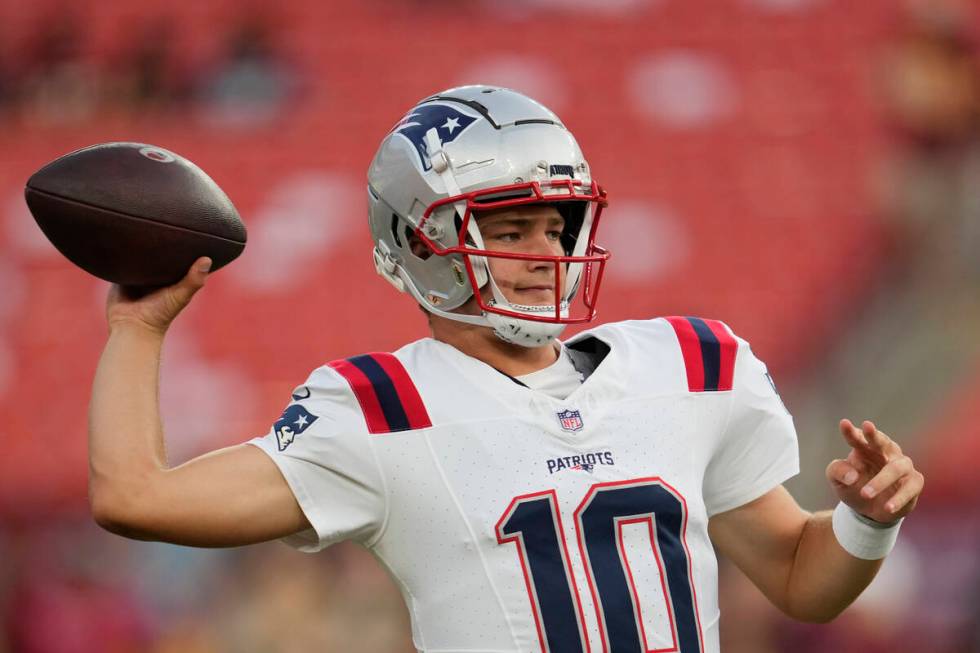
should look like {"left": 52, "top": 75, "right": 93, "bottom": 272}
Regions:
{"left": 496, "top": 491, "right": 588, "bottom": 653}
{"left": 498, "top": 481, "right": 703, "bottom": 653}
{"left": 576, "top": 481, "right": 702, "bottom": 652}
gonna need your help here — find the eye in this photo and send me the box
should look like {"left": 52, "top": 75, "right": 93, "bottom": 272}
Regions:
{"left": 491, "top": 231, "right": 520, "bottom": 242}
{"left": 547, "top": 230, "right": 563, "bottom": 240}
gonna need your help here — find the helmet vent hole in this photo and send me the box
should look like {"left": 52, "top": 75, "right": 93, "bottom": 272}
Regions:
{"left": 390, "top": 214, "right": 403, "bottom": 247}
{"left": 557, "top": 202, "right": 586, "bottom": 255}
{"left": 408, "top": 228, "right": 432, "bottom": 261}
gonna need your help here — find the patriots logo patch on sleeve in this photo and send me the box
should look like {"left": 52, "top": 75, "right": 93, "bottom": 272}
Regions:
{"left": 273, "top": 404, "right": 318, "bottom": 451}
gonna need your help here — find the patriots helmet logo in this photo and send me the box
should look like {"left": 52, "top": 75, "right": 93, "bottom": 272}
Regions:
{"left": 273, "top": 404, "right": 319, "bottom": 451}
{"left": 392, "top": 104, "right": 479, "bottom": 171}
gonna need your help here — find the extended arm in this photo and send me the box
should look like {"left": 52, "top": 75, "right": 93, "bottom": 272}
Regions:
{"left": 708, "top": 419, "right": 923, "bottom": 623}
{"left": 709, "top": 487, "right": 877, "bottom": 622}
{"left": 88, "top": 258, "right": 309, "bottom": 547}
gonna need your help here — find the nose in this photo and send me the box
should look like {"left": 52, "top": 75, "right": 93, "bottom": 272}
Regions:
{"left": 527, "top": 227, "right": 561, "bottom": 254}
{"left": 524, "top": 231, "right": 559, "bottom": 269}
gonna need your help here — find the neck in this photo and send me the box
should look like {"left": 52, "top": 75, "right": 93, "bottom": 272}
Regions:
{"left": 429, "top": 314, "right": 559, "bottom": 377}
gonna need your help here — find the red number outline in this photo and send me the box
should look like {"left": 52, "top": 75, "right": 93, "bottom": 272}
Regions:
{"left": 496, "top": 489, "right": 592, "bottom": 653}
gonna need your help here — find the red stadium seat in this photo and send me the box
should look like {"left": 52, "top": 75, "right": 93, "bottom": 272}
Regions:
{"left": 0, "top": 0, "right": 898, "bottom": 513}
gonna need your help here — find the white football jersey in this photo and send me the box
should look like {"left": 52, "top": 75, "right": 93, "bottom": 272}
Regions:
{"left": 248, "top": 317, "right": 798, "bottom": 653}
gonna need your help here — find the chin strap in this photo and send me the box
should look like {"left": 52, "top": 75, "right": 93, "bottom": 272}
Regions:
{"left": 400, "top": 267, "right": 568, "bottom": 347}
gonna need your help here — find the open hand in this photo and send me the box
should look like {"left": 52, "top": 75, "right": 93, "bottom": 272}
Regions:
{"left": 826, "top": 419, "right": 924, "bottom": 523}
{"left": 106, "top": 257, "right": 211, "bottom": 335}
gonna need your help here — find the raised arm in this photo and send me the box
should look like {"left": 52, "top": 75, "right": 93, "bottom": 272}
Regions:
{"left": 88, "top": 258, "right": 309, "bottom": 547}
{"left": 708, "top": 419, "right": 924, "bottom": 623}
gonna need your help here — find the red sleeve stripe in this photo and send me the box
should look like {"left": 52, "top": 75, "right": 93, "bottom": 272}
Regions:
{"left": 369, "top": 352, "right": 432, "bottom": 430}
{"left": 328, "top": 359, "right": 390, "bottom": 434}
{"left": 665, "top": 316, "right": 705, "bottom": 392}
{"left": 665, "top": 316, "right": 738, "bottom": 392}
{"left": 328, "top": 353, "right": 431, "bottom": 434}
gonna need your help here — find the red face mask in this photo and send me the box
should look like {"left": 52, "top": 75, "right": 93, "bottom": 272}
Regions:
{"left": 416, "top": 179, "right": 611, "bottom": 325}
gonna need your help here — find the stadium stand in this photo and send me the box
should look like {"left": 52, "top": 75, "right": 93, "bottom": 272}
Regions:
{"left": 3, "top": 1, "right": 978, "bottom": 651}
{"left": 0, "top": 0, "right": 896, "bottom": 514}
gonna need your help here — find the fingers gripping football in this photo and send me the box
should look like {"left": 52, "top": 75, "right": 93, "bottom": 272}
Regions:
{"left": 826, "top": 419, "right": 925, "bottom": 523}
{"left": 106, "top": 257, "right": 212, "bottom": 335}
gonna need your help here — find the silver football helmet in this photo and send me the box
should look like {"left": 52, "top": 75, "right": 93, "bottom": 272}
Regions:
{"left": 368, "top": 85, "right": 610, "bottom": 347}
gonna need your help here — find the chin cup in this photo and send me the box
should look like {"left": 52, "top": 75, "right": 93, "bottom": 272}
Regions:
{"left": 485, "top": 300, "right": 569, "bottom": 347}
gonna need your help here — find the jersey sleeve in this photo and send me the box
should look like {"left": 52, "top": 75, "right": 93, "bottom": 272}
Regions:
{"left": 247, "top": 366, "right": 387, "bottom": 552}
{"left": 702, "top": 331, "right": 800, "bottom": 517}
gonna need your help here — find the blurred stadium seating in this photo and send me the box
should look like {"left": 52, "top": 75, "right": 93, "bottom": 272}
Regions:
{"left": 0, "top": 0, "right": 977, "bottom": 651}
{"left": 0, "top": 0, "right": 896, "bottom": 513}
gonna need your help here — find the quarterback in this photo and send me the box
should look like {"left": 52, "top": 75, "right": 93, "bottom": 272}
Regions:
{"left": 89, "top": 86, "right": 924, "bottom": 652}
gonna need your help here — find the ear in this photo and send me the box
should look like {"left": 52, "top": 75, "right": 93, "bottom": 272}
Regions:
{"left": 407, "top": 230, "right": 432, "bottom": 260}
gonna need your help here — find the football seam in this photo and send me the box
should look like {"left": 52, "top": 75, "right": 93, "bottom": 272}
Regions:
{"left": 25, "top": 186, "right": 247, "bottom": 245}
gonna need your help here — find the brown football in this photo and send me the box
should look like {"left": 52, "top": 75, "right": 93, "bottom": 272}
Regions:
{"left": 25, "top": 142, "right": 246, "bottom": 287}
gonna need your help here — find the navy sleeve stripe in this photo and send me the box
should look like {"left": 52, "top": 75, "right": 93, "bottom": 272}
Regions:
{"left": 686, "top": 317, "right": 722, "bottom": 391}
{"left": 347, "top": 354, "right": 412, "bottom": 432}
{"left": 665, "top": 316, "right": 738, "bottom": 392}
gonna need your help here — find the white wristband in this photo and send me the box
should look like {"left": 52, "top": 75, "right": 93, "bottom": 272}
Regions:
{"left": 831, "top": 502, "right": 903, "bottom": 560}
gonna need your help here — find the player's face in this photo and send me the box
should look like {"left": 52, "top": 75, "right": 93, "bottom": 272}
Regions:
{"left": 475, "top": 204, "right": 567, "bottom": 306}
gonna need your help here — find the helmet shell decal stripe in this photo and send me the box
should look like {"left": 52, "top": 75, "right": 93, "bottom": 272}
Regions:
{"left": 329, "top": 353, "right": 432, "bottom": 434}
{"left": 394, "top": 104, "right": 478, "bottom": 171}
{"left": 665, "top": 316, "right": 737, "bottom": 392}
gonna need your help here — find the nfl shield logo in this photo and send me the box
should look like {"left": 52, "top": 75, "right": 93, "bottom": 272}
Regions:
{"left": 556, "top": 409, "right": 584, "bottom": 432}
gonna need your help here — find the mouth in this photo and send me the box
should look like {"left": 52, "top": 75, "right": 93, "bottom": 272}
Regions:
{"left": 511, "top": 286, "right": 557, "bottom": 304}
{"left": 516, "top": 285, "right": 555, "bottom": 292}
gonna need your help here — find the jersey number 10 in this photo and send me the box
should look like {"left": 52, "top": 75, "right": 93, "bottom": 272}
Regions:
{"left": 496, "top": 478, "right": 704, "bottom": 653}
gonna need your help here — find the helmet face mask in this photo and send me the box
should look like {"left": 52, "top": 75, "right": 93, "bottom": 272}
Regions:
{"left": 368, "top": 85, "right": 611, "bottom": 347}
{"left": 419, "top": 179, "right": 608, "bottom": 325}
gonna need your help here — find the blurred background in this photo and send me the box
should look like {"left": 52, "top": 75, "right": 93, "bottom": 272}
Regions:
{"left": 0, "top": 0, "right": 978, "bottom": 650}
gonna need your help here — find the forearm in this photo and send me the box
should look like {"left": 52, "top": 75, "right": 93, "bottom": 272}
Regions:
{"left": 784, "top": 510, "right": 882, "bottom": 622}
{"left": 713, "top": 421, "right": 922, "bottom": 624}
{"left": 88, "top": 322, "right": 169, "bottom": 526}
{"left": 84, "top": 265, "right": 310, "bottom": 545}
{"left": 87, "top": 320, "right": 310, "bottom": 545}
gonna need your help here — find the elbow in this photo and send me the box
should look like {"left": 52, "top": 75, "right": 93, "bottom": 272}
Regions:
{"left": 782, "top": 601, "right": 849, "bottom": 624}
{"left": 88, "top": 478, "right": 153, "bottom": 540}
{"left": 89, "top": 482, "right": 130, "bottom": 535}
{"left": 794, "top": 611, "right": 844, "bottom": 625}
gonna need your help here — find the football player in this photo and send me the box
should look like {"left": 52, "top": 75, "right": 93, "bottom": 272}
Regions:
{"left": 89, "top": 86, "right": 925, "bottom": 652}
